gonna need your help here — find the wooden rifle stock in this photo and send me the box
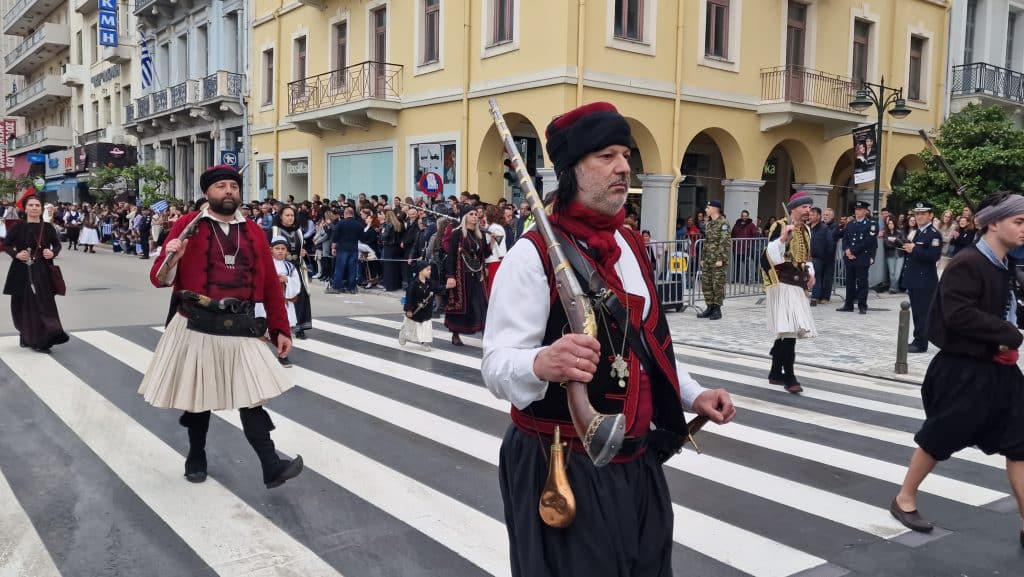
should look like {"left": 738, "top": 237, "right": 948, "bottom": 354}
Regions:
{"left": 486, "top": 99, "right": 626, "bottom": 469}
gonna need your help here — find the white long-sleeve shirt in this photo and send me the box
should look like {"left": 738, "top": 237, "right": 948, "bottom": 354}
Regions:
{"left": 481, "top": 230, "right": 707, "bottom": 411}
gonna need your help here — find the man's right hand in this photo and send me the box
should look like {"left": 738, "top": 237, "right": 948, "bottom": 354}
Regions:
{"left": 165, "top": 239, "right": 188, "bottom": 264}
{"left": 15, "top": 249, "right": 29, "bottom": 262}
{"left": 532, "top": 333, "right": 601, "bottom": 384}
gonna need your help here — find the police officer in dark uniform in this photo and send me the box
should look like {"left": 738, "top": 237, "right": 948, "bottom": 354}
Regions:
{"left": 838, "top": 201, "right": 877, "bottom": 314}
{"left": 902, "top": 202, "right": 942, "bottom": 353}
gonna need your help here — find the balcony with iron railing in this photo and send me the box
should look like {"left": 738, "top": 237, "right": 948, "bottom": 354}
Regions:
{"left": 5, "top": 75, "right": 72, "bottom": 117}
{"left": 3, "top": 0, "right": 65, "bottom": 36}
{"left": 286, "top": 61, "right": 402, "bottom": 133}
{"left": 758, "top": 65, "right": 865, "bottom": 134}
{"left": 8, "top": 125, "right": 73, "bottom": 154}
{"left": 951, "top": 62, "right": 1024, "bottom": 107}
{"left": 75, "top": 0, "right": 98, "bottom": 13}
{"left": 128, "top": 72, "right": 245, "bottom": 132}
{"left": 4, "top": 22, "right": 71, "bottom": 76}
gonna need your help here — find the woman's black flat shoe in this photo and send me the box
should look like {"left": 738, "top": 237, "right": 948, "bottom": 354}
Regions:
{"left": 451, "top": 334, "right": 463, "bottom": 347}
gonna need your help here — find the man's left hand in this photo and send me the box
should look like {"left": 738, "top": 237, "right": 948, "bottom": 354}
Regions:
{"left": 903, "top": 243, "right": 914, "bottom": 253}
{"left": 692, "top": 388, "right": 736, "bottom": 425}
{"left": 276, "top": 333, "right": 293, "bottom": 358}
{"left": 42, "top": 249, "right": 54, "bottom": 259}
{"left": 715, "top": 260, "right": 723, "bottom": 267}
{"left": 806, "top": 274, "right": 816, "bottom": 291}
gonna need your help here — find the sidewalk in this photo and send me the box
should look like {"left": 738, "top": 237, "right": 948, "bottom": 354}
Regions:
{"left": 665, "top": 290, "right": 935, "bottom": 384}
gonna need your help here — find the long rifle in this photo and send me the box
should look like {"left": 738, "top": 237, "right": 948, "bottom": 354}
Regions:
{"left": 487, "top": 98, "right": 626, "bottom": 468}
{"left": 918, "top": 129, "right": 975, "bottom": 213}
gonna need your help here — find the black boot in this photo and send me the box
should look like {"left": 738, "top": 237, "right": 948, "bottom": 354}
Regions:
{"left": 782, "top": 338, "right": 802, "bottom": 393}
{"left": 239, "top": 406, "right": 303, "bottom": 489}
{"left": 708, "top": 304, "right": 722, "bottom": 320}
{"left": 179, "top": 411, "right": 211, "bottom": 483}
{"left": 768, "top": 339, "right": 784, "bottom": 385}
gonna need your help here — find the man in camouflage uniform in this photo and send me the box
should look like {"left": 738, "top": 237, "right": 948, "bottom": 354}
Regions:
{"left": 698, "top": 200, "right": 730, "bottom": 320}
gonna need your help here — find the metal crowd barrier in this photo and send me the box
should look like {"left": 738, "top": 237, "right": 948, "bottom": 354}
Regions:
{"left": 648, "top": 236, "right": 851, "bottom": 312}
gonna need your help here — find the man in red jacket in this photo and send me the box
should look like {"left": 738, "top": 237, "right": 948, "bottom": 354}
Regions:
{"left": 139, "top": 164, "right": 303, "bottom": 489}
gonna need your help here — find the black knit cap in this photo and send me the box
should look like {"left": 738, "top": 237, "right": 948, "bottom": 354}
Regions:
{"left": 200, "top": 164, "right": 242, "bottom": 193}
{"left": 545, "top": 102, "right": 632, "bottom": 177}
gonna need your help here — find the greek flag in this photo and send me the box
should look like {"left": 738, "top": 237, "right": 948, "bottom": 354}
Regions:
{"left": 140, "top": 38, "right": 153, "bottom": 89}
{"left": 150, "top": 200, "right": 169, "bottom": 213}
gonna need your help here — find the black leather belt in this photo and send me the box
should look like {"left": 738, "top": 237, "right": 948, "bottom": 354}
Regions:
{"left": 619, "top": 435, "right": 647, "bottom": 456}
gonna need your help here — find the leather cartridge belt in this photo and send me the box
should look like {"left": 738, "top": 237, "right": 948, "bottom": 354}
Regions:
{"left": 774, "top": 262, "right": 810, "bottom": 288}
{"left": 178, "top": 292, "right": 266, "bottom": 338}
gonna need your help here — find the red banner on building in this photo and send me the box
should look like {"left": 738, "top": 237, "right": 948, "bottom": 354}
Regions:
{"left": 0, "top": 119, "right": 15, "bottom": 170}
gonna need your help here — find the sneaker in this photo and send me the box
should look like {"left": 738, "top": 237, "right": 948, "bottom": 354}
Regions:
{"left": 398, "top": 331, "right": 408, "bottom": 346}
{"left": 325, "top": 287, "right": 340, "bottom": 294}
{"left": 420, "top": 343, "right": 432, "bottom": 352}
{"left": 278, "top": 357, "right": 293, "bottom": 368}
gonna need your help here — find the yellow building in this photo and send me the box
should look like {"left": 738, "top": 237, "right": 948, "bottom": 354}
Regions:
{"left": 250, "top": 0, "right": 949, "bottom": 240}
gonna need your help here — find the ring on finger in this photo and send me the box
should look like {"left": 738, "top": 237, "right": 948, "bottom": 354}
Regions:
{"left": 575, "top": 356, "right": 581, "bottom": 368}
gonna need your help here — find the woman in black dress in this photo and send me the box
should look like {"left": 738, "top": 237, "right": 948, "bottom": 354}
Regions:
{"left": 3, "top": 195, "right": 69, "bottom": 351}
{"left": 269, "top": 205, "right": 313, "bottom": 339}
{"left": 380, "top": 209, "right": 404, "bottom": 291}
{"left": 444, "top": 211, "right": 489, "bottom": 346}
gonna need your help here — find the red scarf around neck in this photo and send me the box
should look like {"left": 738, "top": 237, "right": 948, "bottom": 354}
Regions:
{"left": 549, "top": 202, "right": 627, "bottom": 294}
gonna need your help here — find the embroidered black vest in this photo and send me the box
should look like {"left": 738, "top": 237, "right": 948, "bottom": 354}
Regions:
{"left": 510, "top": 228, "right": 687, "bottom": 440}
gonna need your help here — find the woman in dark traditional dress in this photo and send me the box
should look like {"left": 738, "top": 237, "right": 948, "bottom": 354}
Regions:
{"left": 3, "top": 196, "right": 69, "bottom": 352}
{"left": 380, "top": 209, "right": 404, "bottom": 291}
{"left": 268, "top": 205, "right": 313, "bottom": 339}
{"left": 444, "top": 211, "right": 489, "bottom": 346}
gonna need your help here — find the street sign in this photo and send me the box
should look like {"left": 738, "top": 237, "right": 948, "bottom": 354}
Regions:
{"left": 417, "top": 171, "right": 443, "bottom": 197}
{"left": 669, "top": 255, "right": 687, "bottom": 273}
{"left": 27, "top": 153, "right": 45, "bottom": 164}
{"left": 220, "top": 151, "right": 238, "bottom": 166}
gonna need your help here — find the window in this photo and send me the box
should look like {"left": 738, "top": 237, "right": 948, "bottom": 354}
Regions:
{"left": 75, "top": 31, "right": 82, "bottom": 65}
{"left": 1007, "top": 11, "right": 1017, "bottom": 70}
{"left": 261, "top": 49, "right": 274, "bottom": 106}
{"left": 423, "top": 0, "right": 440, "bottom": 64}
{"left": 104, "top": 96, "right": 112, "bottom": 127}
{"left": 786, "top": 1, "right": 807, "bottom": 68}
{"left": 334, "top": 21, "right": 348, "bottom": 71}
{"left": 196, "top": 25, "right": 208, "bottom": 77}
{"left": 492, "top": 0, "right": 514, "bottom": 45}
{"left": 89, "top": 25, "right": 98, "bottom": 64}
{"left": 294, "top": 36, "right": 307, "bottom": 81}
{"left": 91, "top": 101, "right": 99, "bottom": 129}
{"left": 258, "top": 160, "right": 274, "bottom": 200}
{"left": 614, "top": 0, "right": 644, "bottom": 42}
{"left": 908, "top": 36, "right": 924, "bottom": 101}
{"left": 852, "top": 19, "right": 871, "bottom": 87}
{"left": 705, "top": 0, "right": 728, "bottom": 58}
{"left": 964, "top": 0, "right": 977, "bottom": 64}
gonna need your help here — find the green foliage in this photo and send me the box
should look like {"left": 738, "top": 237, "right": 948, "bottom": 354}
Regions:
{"left": 87, "top": 162, "right": 173, "bottom": 207}
{"left": 890, "top": 104, "right": 1024, "bottom": 214}
{"left": 0, "top": 173, "right": 34, "bottom": 202}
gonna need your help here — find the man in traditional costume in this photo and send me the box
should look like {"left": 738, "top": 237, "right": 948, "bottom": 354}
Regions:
{"left": 140, "top": 165, "right": 303, "bottom": 489}
{"left": 891, "top": 192, "right": 1024, "bottom": 548}
{"left": 761, "top": 192, "right": 817, "bottom": 394}
{"left": 482, "top": 102, "right": 735, "bottom": 576}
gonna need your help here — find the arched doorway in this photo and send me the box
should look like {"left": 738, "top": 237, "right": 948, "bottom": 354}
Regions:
{"left": 476, "top": 113, "right": 544, "bottom": 204}
{"left": 759, "top": 145, "right": 796, "bottom": 220}
{"left": 829, "top": 149, "right": 856, "bottom": 216}
{"left": 679, "top": 131, "right": 728, "bottom": 227}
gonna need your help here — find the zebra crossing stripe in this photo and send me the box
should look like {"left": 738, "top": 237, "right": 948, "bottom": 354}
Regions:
{"left": 76, "top": 331, "right": 513, "bottom": 576}
{"left": 0, "top": 338, "right": 345, "bottom": 577}
{"left": 314, "top": 318, "right": 1005, "bottom": 473}
{"left": 0, "top": 468, "right": 61, "bottom": 577}
{"left": 284, "top": 324, "right": 911, "bottom": 539}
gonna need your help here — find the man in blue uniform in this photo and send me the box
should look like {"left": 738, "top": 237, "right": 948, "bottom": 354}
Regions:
{"left": 838, "top": 201, "right": 877, "bottom": 314}
{"left": 902, "top": 202, "right": 942, "bottom": 353}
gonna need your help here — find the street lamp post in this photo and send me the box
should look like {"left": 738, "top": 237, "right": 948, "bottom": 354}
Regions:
{"left": 849, "top": 76, "right": 912, "bottom": 288}
{"left": 849, "top": 75, "right": 912, "bottom": 218}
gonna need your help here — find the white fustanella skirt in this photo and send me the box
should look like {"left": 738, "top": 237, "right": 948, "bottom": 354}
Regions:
{"left": 766, "top": 283, "right": 817, "bottom": 338}
{"left": 138, "top": 314, "right": 294, "bottom": 412}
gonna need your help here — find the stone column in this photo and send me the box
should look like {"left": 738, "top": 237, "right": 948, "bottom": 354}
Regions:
{"left": 536, "top": 167, "right": 557, "bottom": 197}
{"left": 793, "top": 183, "right": 833, "bottom": 212}
{"left": 639, "top": 174, "right": 675, "bottom": 241}
{"left": 723, "top": 179, "right": 764, "bottom": 223}
{"left": 192, "top": 137, "right": 205, "bottom": 201}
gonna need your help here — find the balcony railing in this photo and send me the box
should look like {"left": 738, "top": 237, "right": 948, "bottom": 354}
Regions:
{"left": 125, "top": 104, "right": 134, "bottom": 124}
{"left": 3, "top": 0, "right": 32, "bottom": 29}
{"left": 952, "top": 62, "right": 1024, "bottom": 105}
{"left": 136, "top": 95, "right": 151, "bottom": 117}
{"left": 134, "top": 0, "right": 158, "bottom": 15}
{"left": 9, "top": 125, "right": 72, "bottom": 151}
{"left": 202, "top": 70, "right": 245, "bottom": 101}
{"left": 4, "top": 24, "right": 63, "bottom": 69}
{"left": 760, "top": 65, "right": 858, "bottom": 113}
{"left": 153, "top": 90, "right": 169, "bottom": 113}
{"left": 5, "top": 75, "right": 66, "bottom": 110}
{"left": 287, "top": 61, "right": 402, "bottom": 115}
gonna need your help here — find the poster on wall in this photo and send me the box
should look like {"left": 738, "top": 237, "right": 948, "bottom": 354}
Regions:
{"left": 852, "top": 124, "right": 878, "bottom": 185}
{"left": 412, "top": 142, "right": 456, "bottom": 199}
{"left": 0, "top": 119, "right": 15, "bottom": 170}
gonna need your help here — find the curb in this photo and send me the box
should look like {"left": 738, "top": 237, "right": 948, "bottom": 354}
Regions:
{"left": 675, "top": 340, "right": 926, "bottom": 385}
